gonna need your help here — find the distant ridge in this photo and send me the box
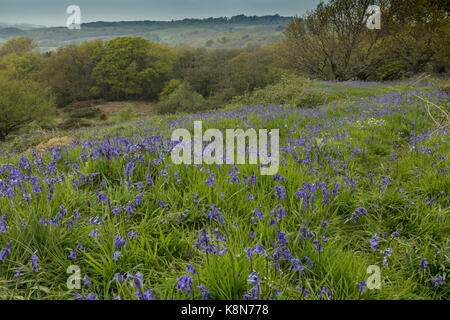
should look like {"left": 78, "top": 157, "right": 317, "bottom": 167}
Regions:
{"left": 0, "top": 27, "right": 26, "bottom": 37}
{"left": 0, "top": 22, "right": 46, "bottom": 30}
{"left": 0, "top": 14, "right": 294, "bottom": 50}
{"left": 82, "top": 14, "right": 293, "bottom": 27}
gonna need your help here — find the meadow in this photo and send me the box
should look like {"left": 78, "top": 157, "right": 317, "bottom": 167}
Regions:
{"left": 0, "top": 79, "right": 448, "bottom": 300}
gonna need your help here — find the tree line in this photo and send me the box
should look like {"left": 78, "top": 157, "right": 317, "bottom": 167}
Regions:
{"left": 0, "top": 36, "right": 281, "bottom": 140}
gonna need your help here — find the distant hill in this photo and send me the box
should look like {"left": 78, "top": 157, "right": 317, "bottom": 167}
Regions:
{"left": 0, "top": 22, "right": 46, "bottom": 30}
{"left": 0, "top": 14, "right": 293, "bottom": 51}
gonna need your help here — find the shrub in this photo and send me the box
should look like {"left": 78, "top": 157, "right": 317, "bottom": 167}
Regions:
{"left": 58, "top": 118, "right": 91, "bottom": 129}
{"left": 0, "top": 75, "right": 55, "bottom": 141}
{"left": 68, "top": 107, "right": 101, "bottom": 119}
{"left": 118, "top": 103, "right": 135, "bottom": 122}
{"left": 63, "top": 100, "right": 102, "bottom": 119}
{"left": 231, "top": 74, "right": 329, "bottom": 108}
{"left": 156, "top": 82, "right": 207, "bottom": 114}
{"left": 159, "top": 79, "right": 182, "bottom": 101}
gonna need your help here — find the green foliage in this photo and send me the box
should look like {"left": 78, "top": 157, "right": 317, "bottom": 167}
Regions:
{"left": 0, "top": 51, "right": 42, "bottom": 80}
{"left": 92, "top": 37, "right": 176, "bottom": 100}
{"left": 159, "top": 79, "right": 182, "bottom": 101}
{"left": 59, "top": 118, "right": 92, "bottom": 130}
{"left": 118, "top": 103, "right": 136, "bottom": 122}
{"left": 0, "top": 37, "right": 37, "bottom": 57}
{"left": 377, "top": 0, "right": 450, "bottom": 77}
{"left": 0, "top": 37, "right": 42, "bottom": 81}
{"left": 0, "top": 75, "right": 55, "bottom": 140}
{"left": 156, "top": 82, "right": 207, "bottom": 114}
{"left": 65, "top": 105, "right": 101, "bottom": 119}
{"left": 231, "top": 74, "right": 330, "bottom": 108}
{"left": 175, "top": 45, "right": 278, "bottom": 107}
{"left": 0, "top": 84, "right": 448, "bottom": 300}
{"left": 282, "top": 0, "right": 449, "bottom": 81}
{"left": 40, "top": 40, "right": 104, "bottom": 107}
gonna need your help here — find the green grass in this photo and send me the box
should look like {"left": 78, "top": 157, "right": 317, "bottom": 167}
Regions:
{"left": 0, "top": 79, "right": 448, "bottom": 300}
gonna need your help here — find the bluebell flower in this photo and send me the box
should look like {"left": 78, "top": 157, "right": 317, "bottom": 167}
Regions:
{"left": 83, "top": 276, "right": 91, "bottom": 287}
{"left": 380, "top": 248, "right": 393, "bottom": 257}
{"left": 419, "top": 257, "right": 428, "bottom": 270}
{"left": 31, "top": 250, "right": 39, "bottom": 272}
{"left": 114, "top": 273, "right": 124, "bottom": 283}
{"left": 0, "top": 241, "right": 12, "bottom": 262}
{"left": 318, "top": 285, "right": 331, "bottom": 299}
{"left": 296, "top": 286, "right": 309, "bottom": 299}
{"left": 244, "top": 271, "right": 261, "bottom": 300}
{"left": 431, "top": 275, "right": 443, "bottom": 286}
{"left": 176, "top": 275, "right": 193, "bottom": 296}
{"left": 205, "top": 174, "right": 215, "bottom": 188}
{"left": 131, "top": 272, "right": 144, "bottom": 291}
{"left": 254, "top": 243, "right": 267, "bottom": 257}
{"left": 138, "top": 289, "right": 155, "bottom": 300}
{"left": 158, "top": 201, "right": 169, "bottom": 211}
{"left": 97, "top": 193, "right": 109, "bottom": 203}
{"left": 186, "top": 264, "right": 197, "bottom": 275}
{"left": 14, "top": 268, "right": 22, "bottom": 278}
{"left": 304, "top": 256, "right": 314, "bottom": 268}
{"left": 247, "top": 271, "right": 261, "bottom": 287}
{"left": 113, "top": 251, "right": 121, "bottom": 261}
{"left": 73, "top": 293, "right": 98, "bottom": 300}
{"left": 114, "top": 235, "right": 126, "bottom": 250}
{"left": 68, "top": 251, "right": 77, "bottom": 260}
{"left": 370, "top": 234, "right": 379, "bottom": 251}
{"left": 356, "top": 280, "right": 367, "bottom": 293}
{"left": 274, "top": 185, "right": 287, "bottom": 201}
{"left": 197, "top": 284, "right": 211, "bottom": 300}
{"left": 128, "top": 230, "right": 138, "bottom": 240}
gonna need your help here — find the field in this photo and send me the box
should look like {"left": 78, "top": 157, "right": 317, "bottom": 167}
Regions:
{"left": 0, "top": 79, "right": 449, "bottom": 300}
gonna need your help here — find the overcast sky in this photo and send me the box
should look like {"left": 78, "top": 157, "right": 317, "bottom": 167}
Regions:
{"left": 0, "top": 0, "right": 321, "bottom": 26}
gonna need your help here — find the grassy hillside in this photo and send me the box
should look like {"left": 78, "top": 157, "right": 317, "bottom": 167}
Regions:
{"left": 0, "top": 15, "right": 292, "bottom": 50}
{"left": 0, "top": 79, "right": 448, "bottom": 300}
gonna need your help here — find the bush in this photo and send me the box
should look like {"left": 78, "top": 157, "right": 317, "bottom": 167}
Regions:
{"left": 118, "top": 103, "right": 135, "bottom": 122}
{"left": 58, "top": 118, "right": 91, "bottom": 129}
{"left": 159, "top": 79, "right": 182, "bottom": 101}
{"left": 63, "top": 100, "right": 102, "bottom": 119}
{"left": 156, "top": 82, "right": 207, "bottom": 114}
{"left": 68, "top": 107, "right": 101, "bottom": 119}
{"left": 0, "top": 75, "right": 55, "bottom": 141}
{"left": 231, "top": 74, "right": 329, "bottom": 108}
{"left": 92, "top": 37, "right": 176, "bottom": 100}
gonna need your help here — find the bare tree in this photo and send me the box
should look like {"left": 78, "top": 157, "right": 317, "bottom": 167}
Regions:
{"left": 283, "top": 0, "right": 388, "bottom": 80}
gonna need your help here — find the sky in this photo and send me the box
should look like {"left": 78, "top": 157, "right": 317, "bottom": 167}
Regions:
{"left": 0, "top": 0, "right": 322, "bottom": 26}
